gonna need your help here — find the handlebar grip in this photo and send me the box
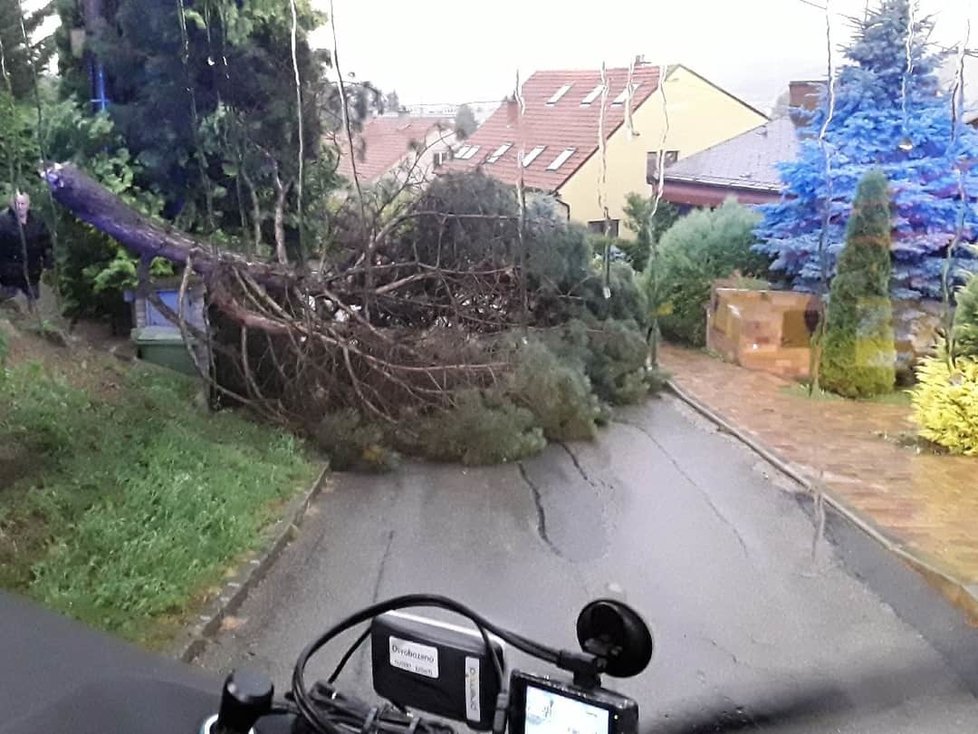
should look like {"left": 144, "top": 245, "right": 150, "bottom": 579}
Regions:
{"left": 211, "top": 671, "right": 274, "bottom": 734}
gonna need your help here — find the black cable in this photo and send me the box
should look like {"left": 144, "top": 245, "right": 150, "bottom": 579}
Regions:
{"left": 291, "top": 594, "right": 565, "bottom": 734}
{"left": 328, "top": 627, "right": 372, "bottom": 685}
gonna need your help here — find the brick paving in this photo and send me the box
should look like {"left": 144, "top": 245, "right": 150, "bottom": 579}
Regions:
{"left": 660, "top": 344, "right": 978, "bottom": 609}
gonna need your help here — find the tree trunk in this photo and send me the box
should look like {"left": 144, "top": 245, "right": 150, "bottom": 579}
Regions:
{"left": 273, "top": 176, "right": 291, "bottom": 265}
{"left": 240, "top": 168, "right": 263, "bottom": 251}
{"left": 43, "top": 162, "right": 291, "bottom": 288}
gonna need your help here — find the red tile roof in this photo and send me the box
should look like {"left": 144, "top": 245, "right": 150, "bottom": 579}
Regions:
{"left": 442, "top": 65, "right": 663, "bottom": 191}
{"left": 335, "top": 115, "right": 452, "bottom": 184}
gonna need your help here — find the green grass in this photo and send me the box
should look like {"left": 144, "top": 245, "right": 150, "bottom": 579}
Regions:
{"left": 0, "top": 357, "right": 319, "bottom": 646}
{"left": 780, "top": 382, "right": 912, "bottom": 407}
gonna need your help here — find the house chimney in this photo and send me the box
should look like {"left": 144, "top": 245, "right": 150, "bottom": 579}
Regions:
{"left": 789, "top": 81, "right": 822, "bottom": 111}
{"left": 506, "top": 95, "right": 520, "bottom": 126}
{"left": 788, "top": 80, "right": 824, "bottom": 128}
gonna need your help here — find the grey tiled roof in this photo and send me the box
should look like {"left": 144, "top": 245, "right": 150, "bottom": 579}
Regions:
{"left": 663, "top": 116, "right": 799, "bottom": 191}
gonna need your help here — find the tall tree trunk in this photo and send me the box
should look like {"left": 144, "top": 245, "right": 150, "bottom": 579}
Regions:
{"left": 273, "top": 174, "right": 291, "bottom": 265}
{"left": 240, "top": 168, "right": 262, "bottom": 251}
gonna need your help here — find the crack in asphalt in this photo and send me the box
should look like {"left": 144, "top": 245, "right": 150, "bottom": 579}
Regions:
{"left": 557, "top": 441, "right": 601, "bottom": 491}
{"left": 517, "top": 463, "right": 564, "bottom": 558}
{"left": 371, "top": 530, "right": 395, "bottom": 603}
{"left": 613, "top": 419, "right": 753, "bottom": 561}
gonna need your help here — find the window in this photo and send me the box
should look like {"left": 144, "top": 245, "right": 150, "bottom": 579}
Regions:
{"left": 646, "top": 150, "right": 679, "bottom": 183}
{"left": 458, "top": 145, "right": 481, "bottom": 160}
{"left": 587, "top": 219, "right": 620, "bottom": 237}
{"left": 487, "top": 143, "right": 512, "bottom": 163}
{"left": 521, "top": 145, "right": 546, "bottom": 167}
{"left": 581, "top": 84, "right": 605, "bottom": 105}
{"left": 432, "top": 151, "right": 450, "bottom": 168}
{"left": 455, "top": 145, "right": 472, "bottom": 159}
{"left": 546, "top": 148, "right": 576, "bottom": 171}
{"left": 546, "top": 84, "right": 572, "bottom": 105}
{"left": 612, "top": 83, "right": 641, "bottom": 105}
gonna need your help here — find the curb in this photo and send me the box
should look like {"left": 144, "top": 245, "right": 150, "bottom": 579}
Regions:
{"left": 173, "top": 464, "right": 330, "bottom": 663}
{"left": 666, "top": 379, "right": 978, "bottom": 624}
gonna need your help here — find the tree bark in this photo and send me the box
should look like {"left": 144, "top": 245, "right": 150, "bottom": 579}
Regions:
{"left": 240, "top": 167, "right": 263, "bottom": 251}
{"left": 43, "top": 162, "right": 291, "bottom": 288}
{"left": 273, "top": 173, "right": 291, "bottom": 265}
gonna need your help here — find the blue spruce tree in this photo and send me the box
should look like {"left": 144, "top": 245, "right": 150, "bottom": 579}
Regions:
{"left": 755, "top": 0, "right": 978, "bottom": 299}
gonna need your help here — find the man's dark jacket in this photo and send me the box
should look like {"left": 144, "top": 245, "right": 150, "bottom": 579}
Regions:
{"left": 0, "top": 208, "right": 53, "bottom": 288}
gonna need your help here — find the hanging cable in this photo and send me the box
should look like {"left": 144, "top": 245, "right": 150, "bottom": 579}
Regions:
{"left": 596, "top": 62, "right": 611, "bottom": 299}
{"left": 176, "top": 0, "right": 217, "bottom": 236}
{"left": 0, "top": 32, "right": 33, "bottom": 313}
{"left": 514, "top": 68, "right": 528, "bottom": 329}
{"left": 15, "top": 0, "right": 61, "bottom": 311}
{"left": 899, "top": 0, "right": 916, "bottom": 148}
{"left": 644, "top": 63, "right": 671, "bottom": 369}
{"left": 810, "top": 0, "right": 837, "bottom": 395}
{"left": 941, "top": 20, "right": 971, "bottom": 367}
{"left": 624, "top": 56, "right": 636, "bottom": 140}
{"left": 290, "top": 0, "right": 305, "bottom": 263}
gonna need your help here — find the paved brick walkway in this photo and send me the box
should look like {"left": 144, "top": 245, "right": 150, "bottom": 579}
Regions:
{"left": 660, "top": 344, "right": 978, "bottom": 617}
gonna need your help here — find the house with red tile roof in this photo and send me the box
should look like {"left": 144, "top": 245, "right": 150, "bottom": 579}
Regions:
{"left": 334, "top": 114, "right": 456, "bottom": 187}
{"left": 442, "top": 63, "right": 767, "bottom": 238}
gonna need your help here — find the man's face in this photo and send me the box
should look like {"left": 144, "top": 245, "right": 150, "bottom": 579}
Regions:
{"left": 13, "top": 194, "right": 29, "bottom": 222}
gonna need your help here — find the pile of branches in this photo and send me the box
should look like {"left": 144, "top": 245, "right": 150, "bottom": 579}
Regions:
{"left": 43, "top": 164, "right": 572, "bottom": 435}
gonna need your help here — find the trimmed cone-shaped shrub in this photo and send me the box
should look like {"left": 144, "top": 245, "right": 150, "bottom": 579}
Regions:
{"left": 820, "top": 170, "right": 896, "bottom": 398}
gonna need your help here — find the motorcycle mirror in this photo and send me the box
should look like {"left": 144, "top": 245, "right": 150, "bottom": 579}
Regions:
{"left": 576, "top": 599, "right": 653, "bottom": 679}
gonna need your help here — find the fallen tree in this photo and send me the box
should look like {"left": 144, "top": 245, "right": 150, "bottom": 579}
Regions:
{"left": 43, "top": 163, "right": 521, "bottom": 431}
{"left": 43, "top": 163, "right": 657, "bottom": 466}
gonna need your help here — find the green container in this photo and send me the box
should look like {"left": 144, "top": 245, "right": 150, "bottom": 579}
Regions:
{"left": 132, "top": 326, "right": 197, "bottom": 376}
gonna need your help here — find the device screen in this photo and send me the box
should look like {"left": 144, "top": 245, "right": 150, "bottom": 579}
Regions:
{"left": 524, "top": 684, "right": 610, "bottom": 734}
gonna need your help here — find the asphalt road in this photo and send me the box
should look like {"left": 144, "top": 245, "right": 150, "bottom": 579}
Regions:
{"left": 198, "top": 396, "right": 978, "bottom": 733}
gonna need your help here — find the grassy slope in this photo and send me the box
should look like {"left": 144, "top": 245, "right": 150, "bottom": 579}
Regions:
{"left": 0, "top": 316, "right": 320, "bottom": 647}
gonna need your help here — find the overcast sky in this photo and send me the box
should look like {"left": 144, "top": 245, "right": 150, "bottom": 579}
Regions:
{"left": 311, "top": 0, "right": 977, "bottom": 112}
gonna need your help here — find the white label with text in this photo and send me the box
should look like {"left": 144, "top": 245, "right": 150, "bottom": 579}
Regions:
{"left": 464, "top": 656, "right": 481, "bottom": 722}
{"left": 389, "top": 636, "right": 439, "bottom": 678}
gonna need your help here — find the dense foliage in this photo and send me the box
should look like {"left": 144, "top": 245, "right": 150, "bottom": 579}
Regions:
{"left": 951, "top": 270, "right": 978, "bottom": 360}
{"left": 911, "top": 269, "right": 978, "bottom": 453}
{"left": 911, "top": 356, "right": 978, "bottom": 455}
{"left": 645, "top": 200, "right": 765, "bottom": 347}
{"left": 0, "top": 0, "right": 54, "bottom": 100}
{"left": 755, "top": 0, "right": 978, "bottom": 299}
{"left": 620, "top": 193, "right": 678, "bottom": 272}
{"left": 55, "top": 0, "right": 335, "bottom": 255}
{"left": 819, "top": 170, "right": 896, "bottom": 398}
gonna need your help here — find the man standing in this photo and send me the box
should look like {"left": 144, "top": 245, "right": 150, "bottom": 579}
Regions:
{"left": 0, "top": 192, "right": 53, "bottom": 303}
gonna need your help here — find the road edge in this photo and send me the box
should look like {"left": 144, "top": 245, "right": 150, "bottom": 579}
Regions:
{"left": 172, "top": 464, "right": 331, "bottom": 663}
{"left": 666, "top": 379, "right": 978, "bottom": 625}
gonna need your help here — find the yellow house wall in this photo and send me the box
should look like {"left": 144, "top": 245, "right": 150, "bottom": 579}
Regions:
{"left": 556, "top": 66, "right": 767, "bottom": 238}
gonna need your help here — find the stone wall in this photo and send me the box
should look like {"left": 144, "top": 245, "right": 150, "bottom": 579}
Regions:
{"left": 706, "top": 287, "right": 946, "bottom": 382}
{"left": 707, "top": 288, "right": 819, "bottom": 380}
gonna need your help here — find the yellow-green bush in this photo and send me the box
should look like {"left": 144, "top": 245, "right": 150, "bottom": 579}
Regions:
{"left": 911, "top": 356, "right": 978, "bottom": 455}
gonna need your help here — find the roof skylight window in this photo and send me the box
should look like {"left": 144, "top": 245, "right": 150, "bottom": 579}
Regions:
{"left": 581, "top": 84, "right": 605, "bottom": 105}
{"left": 547, "top": 84, "right": 572, "bottom": 104}
{"left": 546, "top": 148, "right": 576, "bottom": 171}
{"left": 487, "top": 143, "right": 512, "bottom": 163}
{"left": 612, "top": 83, "right": 641, "bottom": 105}
{"left": 522, "top": 145, "right": 546, "bottom": 167}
